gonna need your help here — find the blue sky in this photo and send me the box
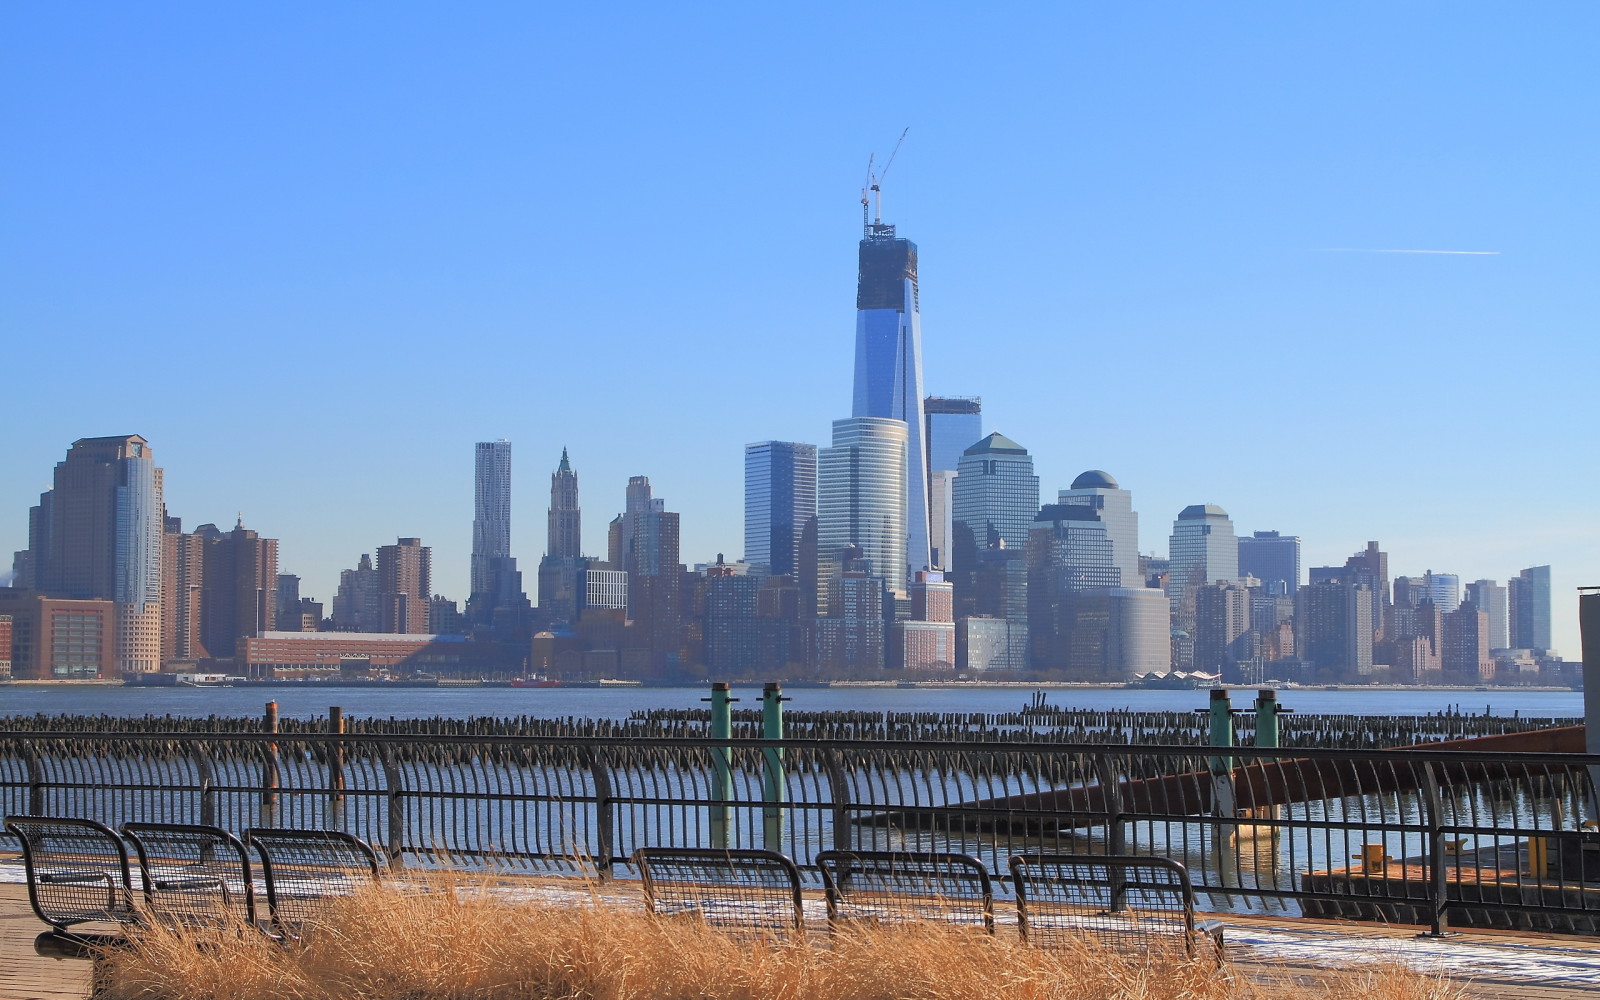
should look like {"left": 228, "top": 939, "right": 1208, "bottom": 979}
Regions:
{"left": 3, "top": 3, "right": 1596, "bottom": 656}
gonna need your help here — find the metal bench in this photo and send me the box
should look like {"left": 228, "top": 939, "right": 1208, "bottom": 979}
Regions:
{"left": 815, "top": 850, "right": 994, "bottom": 933}
{"left": 121, "top": 822, "right": 257, "bottom": 928}
{"left": 633, "top": 847, "right": 805, "bottom": 939}
{"left": 1009, "top": 853, "right": 1224, "bottom": 960}
{"left": 4, "top": 816, "right": 138, "bottom": 955}
{"left": 244, "top": 828, "right": 381, "bottom": 938}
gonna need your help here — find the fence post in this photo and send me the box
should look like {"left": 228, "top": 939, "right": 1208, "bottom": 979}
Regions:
{"left": 761, "top": 683, "right": 788, "bottom": 853}
{"left": 1094, "top": 754, "right": 1126, "bottom": 856}
{"left": 585, "top": 750, "right": 615, "bottom": 880}
{"left": 24, "top": 744, "right": 43, "bottom": 815}
{"left": 704, "top": 682, "right": 736, "bottom": 849}
{"left": 824, "top": 749, "right": 855, "bottom": 853}
{"left": 379, "top": 743, "right": 404, "bottom": 868}
{"left": 327, "top": 707, "right": 346, "bottom": 804}
{"left": 194, "top": 746, "right": 216, "bottom": 829}
{"left": 261, "top": 701, "right": 280, "bottom": 817}
{"left": 1418, "top": 761, "right": 1453, "bottom": 937}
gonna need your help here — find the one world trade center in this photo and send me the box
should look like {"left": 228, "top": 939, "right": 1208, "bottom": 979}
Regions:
{"left": 852, "top": 216, "right": 930, "bottom": 584}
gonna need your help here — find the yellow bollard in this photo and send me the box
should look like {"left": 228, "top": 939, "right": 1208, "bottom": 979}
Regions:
{"left": 1352, "top": 843, "right": 1388, "bottom": 874}
{"left": 1528, "top": 836, "right": 1552, "bottom": 876}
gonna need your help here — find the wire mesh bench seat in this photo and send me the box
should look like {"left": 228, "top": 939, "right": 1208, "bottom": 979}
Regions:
{"left": 633, "top": 847, "right": 805, "bottom": 938}
{"left": 244, "top": 828, "right": 382, "bottom": 937}
{"left": 815, "top": 850, "right": 995, "bottom": 933}
{"left": 1009, "top": 853, "right": 1224, "bottom": 959}
{"left": 121, "top": 822, "right": 257, "bottom": 928}
{"left": 5, "top": 815, "right": 139, "bottom": 958}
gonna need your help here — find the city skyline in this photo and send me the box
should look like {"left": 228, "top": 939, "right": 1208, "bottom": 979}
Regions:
{"left": 2, "top": 4, "right": 1596, "bottom": 655}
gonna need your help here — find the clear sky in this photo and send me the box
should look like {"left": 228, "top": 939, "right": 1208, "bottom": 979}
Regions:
{"left": 3, "top": 3, "right": 1596, "bottom": 655}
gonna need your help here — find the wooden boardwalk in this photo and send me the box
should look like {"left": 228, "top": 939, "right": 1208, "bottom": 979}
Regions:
{"left": 1, "top": 875, "right": 1596, "bottom": 1000}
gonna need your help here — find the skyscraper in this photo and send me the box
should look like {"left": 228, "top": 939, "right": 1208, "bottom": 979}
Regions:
{"left": 1238, "top": 530, "right": 1301, "bottom": 595}
{"left": 612, "top": 476, "right": 682, "bottom": 674}
{"left": 1167, "top": 505, "right": 1239, "bottom": 600}
{"left": 1508, "top": 565, "right": 1553, "bottom": 651}
{"left": 853, "top": 216, "right": 930, "bottom": 581}
{"left": 817, "top": 417, "right": 907, "bottom": 608}
{"left": 1424, "top": 571, "right": 1461, "bottom": 614}
{"left": 199, "top": 520, "right": 278, "bottom": 659}
{"left": 1058, "top": 471, "right": 1139, "bottom": 589}
{"left": 332, "top": 553, "right": 380, "bottom": 632}
{"left": 377, "top": 538, "right": 431, "bottom": 634}
{"left": 1465, "top": 579, "right": 1509, "bottom": 650}
{"left": 538, "top": 448, "right": 584, "bottom": 627}
{"left": 18, "top": 435, "right": 164, "bottom": 674}
{"left": 467, "top": 440, "right": 518, "bottom": 626}
{"left": 924, "top": 396, "right": 981, "bottom": 568}
{"left": 951, "top": 432, "right": 1039, "bottom": 616}
{"left": 743, "top": 441, "right": 818, "bottom": 578}
{"left": 1027, "top": 504, "right": 1118, "bottom": 673}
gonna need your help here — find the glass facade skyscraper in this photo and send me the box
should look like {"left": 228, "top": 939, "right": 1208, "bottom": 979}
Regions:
{"left": 952, "top": 432, "right": 1039, "bottom": 556}
{"left": 1509, "top": 565, "right": 1552, "bottom": 650}
{"left": 818, "top": 417, "right": 907, "bottom": 606}
{"left": 468, "top": 440, "right": 513, "bottom": 624}
{"left": 853, "top": 224, "right": 929, "bottom": 581}
{"left": 1167, "top": 504, "right": 1239, "bottom": 599}
{"left": 743, "top": 441, "right": 817, "bottom": 578}
{"left": 1238, "top": 530, "right": 1301, "bottom": 595}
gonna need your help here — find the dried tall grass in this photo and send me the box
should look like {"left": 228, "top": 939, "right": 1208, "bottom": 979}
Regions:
{"left": 96, "top": 878, "right": 1466, "bottom": 1000}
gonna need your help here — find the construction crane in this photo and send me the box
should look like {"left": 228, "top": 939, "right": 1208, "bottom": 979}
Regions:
{"left": 860, "top": 127, "right": 909, "bottom": 234}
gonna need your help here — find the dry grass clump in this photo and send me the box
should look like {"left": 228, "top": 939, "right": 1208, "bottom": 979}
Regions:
{"left": 96, "top": 877, "right": 1466, "bottom": 1000}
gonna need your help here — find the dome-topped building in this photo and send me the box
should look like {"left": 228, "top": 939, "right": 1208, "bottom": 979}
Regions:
{"left": 1070, "top": 470, "right": 1119, "bottom": 491}
{"left": 1057, "top": 471, "right": 1140, "bottom": 588}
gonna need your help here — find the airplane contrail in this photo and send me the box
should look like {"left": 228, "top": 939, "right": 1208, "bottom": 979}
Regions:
{"left": 1313, "top": 248, "right": 1501, "bottom": 255}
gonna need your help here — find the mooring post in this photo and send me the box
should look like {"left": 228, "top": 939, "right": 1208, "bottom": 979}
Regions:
{"left": 704, "top": 682, "right": 736, "bottom": 849}
{"left": 261, "top": 701, "right": 280, "bottom": 815}
{"left": 328, "top": 706, "right": 346, "bottom": 804}
{"left": 761, "top": 682, "right": 788, "bottom": 853}
{"left": 1254, "top": 689, "right": 1293, "bottom": 750}
{"left": 1208, "top": 689, "right": 1234, "bottom": 774}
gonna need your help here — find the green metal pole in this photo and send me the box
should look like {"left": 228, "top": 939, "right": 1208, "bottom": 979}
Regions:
{"left": 1254, "top": 689, "right": 1279, "bottom": 750}
{"left": 761, "top": 682, "right": 787, "bottom": 853}
{"left": 705, "top": 682, "right": 735, "bottom": 849}
{"left": 1208, "top": 688, "right": 1234, "bottom": 774}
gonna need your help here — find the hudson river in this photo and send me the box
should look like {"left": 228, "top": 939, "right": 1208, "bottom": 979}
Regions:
{"left": 0, "top": 684, "right": 1583, "bottom": 721}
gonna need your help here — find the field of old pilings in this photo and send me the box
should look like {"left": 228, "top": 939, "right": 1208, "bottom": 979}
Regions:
{"left": 0, "top": 698, "right": 1577, "bottom": 749}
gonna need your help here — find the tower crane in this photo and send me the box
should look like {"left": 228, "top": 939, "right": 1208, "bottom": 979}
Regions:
{"left": 860, "top": 127, "right": 909, "bottom": 235}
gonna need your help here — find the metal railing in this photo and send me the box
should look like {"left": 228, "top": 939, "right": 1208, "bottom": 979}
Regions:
{"left": 2, "top": 730, "right": 1597, "bottom": 936}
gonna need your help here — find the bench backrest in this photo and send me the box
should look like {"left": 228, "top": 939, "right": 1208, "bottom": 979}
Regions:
{"left": 815, "top": 850, "right": 994, "bottom": 933}
{"left": 1009, "top": 853, "right": 1197, "bottom": 955}
{"left": 121, "top": 821, "right": 257, "bottom": 927}
{"left": 244, "top": 828, "right": 381, "bottom": 934}
{"left": 633, "top": 847, "right": 805, "bottom": 937}
{"left": 4, "top": 815, "right": 137, "bottom": 931}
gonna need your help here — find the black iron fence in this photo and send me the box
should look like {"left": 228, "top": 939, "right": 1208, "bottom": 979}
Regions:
{"left": 2, "top": 730, "right": 1597, "bottom": 935}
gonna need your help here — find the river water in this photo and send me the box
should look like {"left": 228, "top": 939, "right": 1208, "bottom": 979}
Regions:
{"left": 0, "top": 683, "right": 1583, "bottom": 722}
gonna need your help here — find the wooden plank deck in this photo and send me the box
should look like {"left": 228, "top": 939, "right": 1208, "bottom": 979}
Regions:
{"left": 0, "top": 883, "right": 92, "bottom": 1000}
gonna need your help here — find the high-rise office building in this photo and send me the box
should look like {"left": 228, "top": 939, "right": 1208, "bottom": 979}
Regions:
{"left": 1167, "top": 505, "right": 1239, "bottom": 596}
{"left": 1465, "top": 579, "right": 1509, "bottom": 650}
{"left": 924, "top": 396, "right": 981, "bottom": 568}
{"left": 1027, "top": 504, "right": 1118, "bottom": 673}
{"left": 161, "top": 517, "right": 210, "bottom": 664}
{"left": 332, "top": 553, "right": 380, "bottom": 632}
{"left": 744, "top": 441, "right": 818, "bottom": 578}
{"left": 1238, "top": 531, "right": 1301, "bottom": 595}
{"left": 17, "top": 435, "right": 164, "bottom": 674}
{"left": 817, "top": 417, "right": 907, "bottom": 608}
{"left": 611, "top": 476, "right": 682, "bottom": 674}
{"left": 950, "top": 433, "right": 1038, "bottom": 616}
{"left": 1423, "top": 571, "right": 1461, "bottom": 614}
{"left": 538, "top": 448, "right": 584, "bottom": 628}
{"left": 198, "top": 520, "right": 277, "bottom": 660}
{"left": 377, "top": 538, "right": 431, "bottom": 634}
{"left": 1296, "top": 579, "right": 1374, "bottom": 680}
{"left": 1058, "top": 471, "right": 1139, "bottom": 590}
{"left": 1508, "top": 565, "right": 1553, "bottom": 651}
{"left": 1442, "top": 602, "right": 1493, "bottom": 680}
{"left": 468, "top": 440, "right": 525, "bottom": 626}
{"left": 853, "top": 216, "right": 930, "bottom": 581}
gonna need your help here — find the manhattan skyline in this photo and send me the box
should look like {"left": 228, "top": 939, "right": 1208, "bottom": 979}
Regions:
{"left": 2, "top": 4, "right": 1596, "bottom": 656}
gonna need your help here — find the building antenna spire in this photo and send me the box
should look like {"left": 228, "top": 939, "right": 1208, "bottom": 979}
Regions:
{"left": 860, "top": 128, "right": 909, "bottom": 236}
